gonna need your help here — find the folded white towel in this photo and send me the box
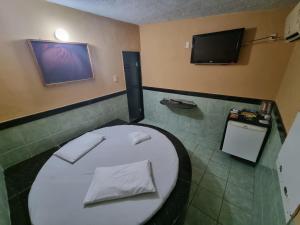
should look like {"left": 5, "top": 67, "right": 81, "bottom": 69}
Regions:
{"left": 54, "top": 132, "right": 105, "bottom": 163}
{"left": 129, "top": 131, "right": 151, "bottom": 145}
{"left": 83, "top": 160, "right": 156, "bottom": 205}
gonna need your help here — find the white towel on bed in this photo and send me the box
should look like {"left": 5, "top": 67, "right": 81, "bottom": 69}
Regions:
{"left": 129, "top": 131, "right": 151, "bottom": 145}
{"left": 83, "top": 160, "right": 156, "bottom": 205}
{"left": 54, "top": 132, "right": 105, "bottom": 163}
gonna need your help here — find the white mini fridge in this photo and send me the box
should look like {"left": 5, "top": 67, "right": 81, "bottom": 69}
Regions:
{"left": 222, "top": 121, "right": 268, "bottom": 162}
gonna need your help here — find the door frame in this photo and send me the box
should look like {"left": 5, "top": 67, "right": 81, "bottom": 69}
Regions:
{"left": 122, "top": 51, "right": 144, "bottom": 123}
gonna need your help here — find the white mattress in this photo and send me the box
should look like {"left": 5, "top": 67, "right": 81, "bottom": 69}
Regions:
{"left": 28, "top": 125, "right": 179, "bottom": 225}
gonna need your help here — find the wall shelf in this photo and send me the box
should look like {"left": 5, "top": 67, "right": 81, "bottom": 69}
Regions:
{"left": 160, "top": 98, "right": 197, "bottom": 109}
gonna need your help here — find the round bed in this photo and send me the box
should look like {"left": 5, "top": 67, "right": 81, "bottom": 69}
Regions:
{"left": 28, "top": 124, "right": 191, "bottom": 225}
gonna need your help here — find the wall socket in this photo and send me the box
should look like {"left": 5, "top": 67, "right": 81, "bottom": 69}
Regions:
{"left": 113, "top": 75, "right": 118, "bottom": 83}
{"left": 269, "top": 33, "right": 278, "bottom": 41}
{"left": 185, "top": 41, "right": 190, "bottom": 48}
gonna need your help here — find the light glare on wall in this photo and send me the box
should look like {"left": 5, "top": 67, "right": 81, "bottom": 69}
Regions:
{"left": 54, "top": 28, "right": 69, "bottom": 42}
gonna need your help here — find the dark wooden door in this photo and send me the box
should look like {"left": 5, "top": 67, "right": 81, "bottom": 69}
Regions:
{"left": 122, "top": 51, "right": 144, "bottom": 122}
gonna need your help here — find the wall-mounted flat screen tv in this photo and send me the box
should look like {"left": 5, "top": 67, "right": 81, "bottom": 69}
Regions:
{"left": 190, "top": 28, "right": 245, "bottom": 64}
{"left": 28, "top": 40, "right": 94, "bottom": 86}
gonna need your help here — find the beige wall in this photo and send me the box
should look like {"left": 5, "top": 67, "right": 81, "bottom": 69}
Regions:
{"left": 140, "top": 8, "right": 294, "bottom": 100}
{"left": 294, "top": 213, "right": 300, "bottom": 225}
{"left": 0, "top": 0, "right": 140, "bottom": 122}
{"left": 1, "top": 1, "right": 298, "bottom": 129}
{"left": 276, "top": 42, "right": 300, "bottom": 131}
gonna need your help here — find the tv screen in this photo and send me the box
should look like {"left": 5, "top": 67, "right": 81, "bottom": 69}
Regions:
{"left": 190, "top": 28, "right": 245, "bottom": 64}
{"left": 28, "top": 40, "right": 94, "bottom": 86}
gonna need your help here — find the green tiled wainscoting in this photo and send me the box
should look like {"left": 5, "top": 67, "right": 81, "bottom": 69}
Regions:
{"left": 143, "top": 89, "right": 259, "bottom": 151}
{"left": 0, "top": 166, "right": 10, "bottom": 225}
{"left": 142, "top": 89, "right": 288, "bottom": 225}
{"left": 0, "top": 94, "right": 129, "bottom": 169}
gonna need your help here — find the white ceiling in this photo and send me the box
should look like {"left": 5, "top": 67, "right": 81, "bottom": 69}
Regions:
{"left": 48, "top": 0, "right": 298, "bottom": 25}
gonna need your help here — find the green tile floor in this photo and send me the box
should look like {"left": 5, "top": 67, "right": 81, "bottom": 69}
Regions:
{"left": 188, "top": 149, "right": 255, "bottom": 225}
{"left": 141, "top": 119, "right": 256, "bottom": 225}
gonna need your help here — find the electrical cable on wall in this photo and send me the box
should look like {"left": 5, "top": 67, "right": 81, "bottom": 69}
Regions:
{"left": 242, "top": 33, "right": 284, "bottom": 46}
